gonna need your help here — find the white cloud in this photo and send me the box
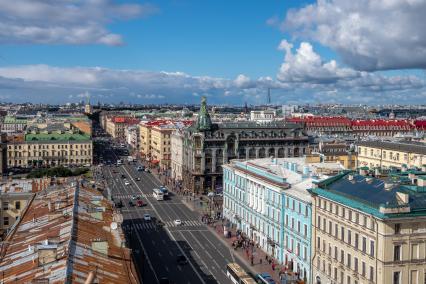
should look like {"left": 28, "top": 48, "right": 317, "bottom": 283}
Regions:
{"left": 0, "top": 64, "right": 423, "bottom": 105}
{"left": 277, "top": 40, "right": 358, "bottom": 83}
{"left": 0, "top": 1, "right": 158, "bottom": 45}
{"left": 281, "top": 0, "right": 426, "bottom": 71}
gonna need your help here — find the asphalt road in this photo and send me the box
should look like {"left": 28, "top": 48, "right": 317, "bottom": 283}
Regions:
{"left": 98, "top": 145, "right": 250, "bottom": 284}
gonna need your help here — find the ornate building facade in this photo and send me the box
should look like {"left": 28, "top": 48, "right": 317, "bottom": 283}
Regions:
{"left": 182, "top": 97, "right": 311, "bottom": 194}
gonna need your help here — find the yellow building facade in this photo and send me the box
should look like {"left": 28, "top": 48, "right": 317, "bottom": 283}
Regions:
{"left": 310, "top": 171, "right": 426, "bottom": 284}
{"left": 357, "top": 141, "right": 426, "bottom": 169}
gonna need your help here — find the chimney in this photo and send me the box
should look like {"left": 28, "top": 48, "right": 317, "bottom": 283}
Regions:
{"left": 396, "top": 192, "right": 409, "bottom": 204}
{"left": 384, "top": 182, "right": 394, "bottom": 190}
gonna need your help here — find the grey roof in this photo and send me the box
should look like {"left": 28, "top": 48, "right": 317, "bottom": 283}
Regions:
{"left": 357, "top": 140, "right": 426, "bottom": 155}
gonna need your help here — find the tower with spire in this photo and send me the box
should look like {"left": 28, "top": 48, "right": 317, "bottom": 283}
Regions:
{"left": 84, "top": 95, "right": 92, "bottom": 114}
{"left": 195, "top": 96, "right": 212, "bottom": 131}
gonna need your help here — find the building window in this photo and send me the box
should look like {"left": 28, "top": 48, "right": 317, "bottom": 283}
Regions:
{"left": 411, "top": 244, "right": 419, "bottom": 260}
{"left": 3, "top": 217, "right": 9, "bottom": 226}
{"left": 347, "top": 253, "right": 351, "bottom": 268}
{"left": 15, "top": 201, "right": 21, "bottom": 210}
{"left": 317, "top": 237, "right": 321, "bottom": 249}
{"left": 347, "top": 230, "right": 351, "bottom": 245}
{"left": 340, "top": 249, "right": 344, "bottom": 263}
{"left": 2, "top": 201, "right": 9, "bottom": 210}
{"left": 317, "top": 216, "right": 321, "bottom": 229}
{"left": 394, "top": 245, "right": 401, "bottom": 261}
{"left": 393, "top": 271, "right": 401, "bottom": 284}
{"left": 304, "top": 224, "right": 308, "bottom": 237}
{"left": 355, "top": 233, "right": 359, "bottom": 249}
{"left": 410, "top": 270, "right": 418, "bottom": 284}
{"left": 341, "top": 226, "right": 345, "bottom": 241}
{"left": 370, "top": 240, "right": 375, "bottom": 257}
{"left": 361, "top": 261, "right": 366, "bottom": 277}
{"left": 395, "top": 223, "right": 401, "bottom": 234}
{"left": 354, "top": 257, "right": 358, "bottom": 272}
{"left": 370, "top": 266, "right": 374, "bottom": 281}
{"left": 362, "top": 237, "right": 367, "bottom": 253}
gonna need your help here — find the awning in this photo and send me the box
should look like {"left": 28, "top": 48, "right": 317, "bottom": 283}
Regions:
{"left": 151, "top": 160, "right": 160, "bottom": 164}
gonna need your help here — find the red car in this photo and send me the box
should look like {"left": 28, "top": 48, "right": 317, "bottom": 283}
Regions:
{"left": 137, "top": 200, "right": 145, "bottom": 207}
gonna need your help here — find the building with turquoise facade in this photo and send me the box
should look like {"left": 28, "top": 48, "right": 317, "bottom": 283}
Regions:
{"left": 223, "top": 157, "right": 344, "bottom": 283}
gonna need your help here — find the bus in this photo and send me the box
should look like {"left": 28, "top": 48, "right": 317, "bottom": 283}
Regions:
{"left": 153, "top": 188, "right": 164, "bottom": 201}
{"left": 226, "top": 263, "right": 256, "bottom": 284}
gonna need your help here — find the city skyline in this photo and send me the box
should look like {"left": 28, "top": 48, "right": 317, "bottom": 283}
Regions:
{"left": 0, "top": 0, "right": 425, "bottom": 105}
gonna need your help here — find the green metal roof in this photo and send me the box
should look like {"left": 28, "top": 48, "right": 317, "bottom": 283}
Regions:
{"left": 25, "top": 133, "right": 91, "bottom": 142}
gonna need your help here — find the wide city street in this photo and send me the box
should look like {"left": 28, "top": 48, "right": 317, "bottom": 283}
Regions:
{"left": 98, "top": 144, "right": 249, "bottom": 284}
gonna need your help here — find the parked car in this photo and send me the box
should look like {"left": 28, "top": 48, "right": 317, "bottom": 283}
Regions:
{"left": 124, "top": 181, "right": 130, "bottom": 186}
{"left": 128, "top": 200, "right": 134, "bottom": 207}
{"left": 137, "top": 200, "right": 145, "bottom": 207}
{"left": 174, "top": 219, "right": 182, "bottom": 226}
{"left": 143, "top": 214, "right": 151, "bottom": 221}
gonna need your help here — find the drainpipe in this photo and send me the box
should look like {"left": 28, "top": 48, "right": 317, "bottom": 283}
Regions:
{"left": 374, "top": 216, "right": 378, "bottom": 284}
{"left": 84, "top": 271, "right": 95, "bottom": 284}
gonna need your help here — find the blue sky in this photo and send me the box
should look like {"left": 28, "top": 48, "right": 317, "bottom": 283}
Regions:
{"left": 0, "top": 0, "right": 424, "bottom": 105}
{"left": 1, "top": 0, "right": 306, "bottom": 78}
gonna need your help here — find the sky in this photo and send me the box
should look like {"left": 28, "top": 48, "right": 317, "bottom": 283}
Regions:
{"left": 0, "top": 0, "right": 425, "bottom": 105}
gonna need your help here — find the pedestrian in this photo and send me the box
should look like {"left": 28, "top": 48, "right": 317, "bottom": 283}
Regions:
{"left": 265, "top": 255, "right": 268, "bottom": 261}
{"left": 272, "top": 262, "right": 275, "bottom": 271}
{"left": 260, "top": 258, "right": 262, "bottom": 265}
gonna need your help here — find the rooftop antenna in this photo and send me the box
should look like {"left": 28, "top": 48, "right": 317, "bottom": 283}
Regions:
{"left": 267, "top": 88, "right": 271, "bottom": 105}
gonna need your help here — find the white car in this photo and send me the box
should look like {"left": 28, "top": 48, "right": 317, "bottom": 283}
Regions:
{"left": 174, "top": 219, "right": 182, "bottom": 226}
{"left": 144, "top": 214, "right": 151, "bottom": 221}
{"left": 124, "top": 181, "right": 130, "bottom": 186}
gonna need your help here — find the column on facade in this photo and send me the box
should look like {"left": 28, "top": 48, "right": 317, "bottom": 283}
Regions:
{"left": 274, "top": 147, "right": 279, "bottom": 158}
{"left": 211, "top": 149, "right": 217, "bottom": 173}
{"left": 245, "top": 147, "right": 250, "bottom": 160}
{"left": 223, "top": 149, "right": 228, "bottom": 164}
{"left": 201, "top": 152, "right": 206, "bottom": 172}
{"left": 255, "top": 147, "right": 260, "bottom": 158}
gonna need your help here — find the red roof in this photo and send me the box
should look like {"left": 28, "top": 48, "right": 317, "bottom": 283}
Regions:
{"left": 351, "top": 119, "right": 411, "bottom": 127}
{"left": 287, "top": 116, "right": 351, "bottom": 126}
{"left": 414, "top": 120, "right": 426, "bottom": 130}
{"left": 142, "top": 119, "right": 193, "bottom": 127}
{"left": 113, "top": 117, "right": 140, "bottom": 125}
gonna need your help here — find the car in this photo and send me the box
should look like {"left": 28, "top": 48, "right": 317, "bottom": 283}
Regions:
{"left": 128, "top": 200, "right": 134, "bottom": 207}
{"left": 137, "top": 200, "right": 145, "bottom": 207}
{"left": 121, "top": 174, "right": 126, "bottom": 178}
{"left": 136, "top": 177, "right": 141, "bottom": 181}
{"left": 174, "top": 219, "right": 182, "bottom": 226}
{"left": 131, "top": 195, "right": 137, "bottom": 200}
{"left": 115, "top": 200, "right": 123, "bottom": 208}
{"left": 144, "top": 168, "right": 150, "bottom": 173}
{"left": 124, "top": 181, "right": 130, "bottom": 186}
{"left": 176, "top": 254, "right": 188, "bottom": 265}
{"left": 159, "top": 278, "right": 169, "bottom": 284}
{"left": 143, "top": 214, "right": 151, "bottom": 221}
{"left": 136, "top": 166, "right": 144, "bottom": 171}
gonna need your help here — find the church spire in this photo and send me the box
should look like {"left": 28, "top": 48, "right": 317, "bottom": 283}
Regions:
{"left": 196, "top": 96, "right": 212, "bottom": 131}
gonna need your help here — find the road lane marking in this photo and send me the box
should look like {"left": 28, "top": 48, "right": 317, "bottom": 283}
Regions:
{"left": 121, "top": 165, "right": 207, "bottom": 284}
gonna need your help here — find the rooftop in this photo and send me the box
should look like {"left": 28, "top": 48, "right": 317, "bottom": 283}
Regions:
{"left": 312, "top": 170, "right": 426, "bottom": 218}
{"left": 229, "top": 157, "right": 345, "bottom": 202}
{"left": 357, "top": 140, "right": 426, "bottom": 155}
{"left": 0, "top": 182, "right": 138, "bottom": 284}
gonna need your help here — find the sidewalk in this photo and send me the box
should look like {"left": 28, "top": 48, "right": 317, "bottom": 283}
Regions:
{"left": 142, "top": 161, "right": 287, "bottom": 283}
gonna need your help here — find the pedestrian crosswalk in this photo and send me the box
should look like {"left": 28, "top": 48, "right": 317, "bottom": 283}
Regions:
{"left": 122, "top": 220, "right": 205, "bottom": 231}
{"left": 113, "top": 194, "right": 148, "bottom": 199}
{"left": 163, "top": 220, "right": 204, "bottom": 227}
